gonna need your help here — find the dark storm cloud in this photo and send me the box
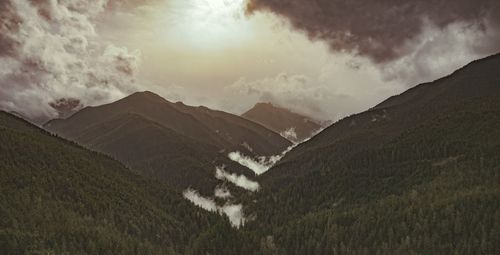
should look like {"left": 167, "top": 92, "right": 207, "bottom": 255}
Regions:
{"left": 246, "top": 0, "right": 500, "bottom": 63}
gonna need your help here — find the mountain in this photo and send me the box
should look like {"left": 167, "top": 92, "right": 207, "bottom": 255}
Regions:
{"left": 0, "top": 111, "right": 248, "bottom": 254}
{"left": 242, "top": 102, "right": 322, "bottom": 142}
{"left": 231, "top": 54, "right": 500, "bottom": 254}
{"left": 266, "top": 53, "right": 500, "bottom": 185}
{"left": 44, "top": 92, "right": 291, "bottom": 194}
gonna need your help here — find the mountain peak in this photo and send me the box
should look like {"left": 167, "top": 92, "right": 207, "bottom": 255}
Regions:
{"left": 114, "top": 91, "right": 173, "bottom": 108}
{"left": 127, "top": 91, "right": 165, "bottom": 101}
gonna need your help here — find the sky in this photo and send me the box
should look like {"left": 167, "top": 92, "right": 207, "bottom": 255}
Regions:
{"left": 1, "top": 0, "right": 500, "bottom": 123}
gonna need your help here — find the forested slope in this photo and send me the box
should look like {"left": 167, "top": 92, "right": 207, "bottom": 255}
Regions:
{"left": 0, "top": 111, "right": 244, "bottom": 254}
{"left": 217, "top": 54, "right": 500, "bottom": 254}
{"left": 239, "top": 97, "right": 500, "bottom": 254}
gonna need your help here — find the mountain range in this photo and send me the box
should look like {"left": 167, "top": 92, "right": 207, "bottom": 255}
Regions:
{"left": 44, "top": 91, "right": 291, "bottom": 194}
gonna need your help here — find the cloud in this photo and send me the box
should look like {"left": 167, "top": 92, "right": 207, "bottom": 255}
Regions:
{"left": 183, "top": 188, "right": 218, "bottom": 212}
{"left": 228, "top": 145, "right": 294, "bottom": 175}
{"left": 225, "top": 73, "right": 346, "bottom": 121}
{"left": 228, "top": 151, "right": 271, "bottom": 175}
{"left": 0, "top": 0, "right": 141, "bottom": 123}
{"left": 3, "top": 0, "right": 498, "bottom": 126}
{"left": 183, "top": 188, "right": 245, "bottom": 227}
{"left": 242, "top": 0, "right": 500, "bottom": 100}
{"left": 223, "top": 57, "right": 401, "bottom": 122}
{"left": 380, "top": 19, "right": 500, "bottom": 84}
{"left": 229, "top": 127, "right": 324, "bottom": 175}
{"left": 48, "top": 97, "right": 83, "bottom": 118}
{"left": 215, "top": 166, "right": 260, "bottom": 192}
{"left": 220, "top": 204, "right": 245, "bottom": 227}
{"left": 246, "top": 0, "right": 500, "bottom": 63}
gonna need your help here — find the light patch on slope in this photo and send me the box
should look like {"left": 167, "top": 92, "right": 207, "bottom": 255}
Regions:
{"left": 183, "top": 189, "right": 245, "bottom": 228}
{"left": 241, "top": 142, "right": 254, "bottom": 152}
{"left": 214, "top": 185, "right": 232, "bottom": 199}
{"left": 215, "top": 166, "right": 260, "bottom": 192}
{"left": 280, "top": 127, "right": 298, "bottom": 142}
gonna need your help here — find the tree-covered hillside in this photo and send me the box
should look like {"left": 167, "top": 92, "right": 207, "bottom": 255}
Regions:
{"left": 237, "top": 96, "right": 500, "bottom": 254}
{"left": 211, "top": 54, "right": 500, "bottom": 254}
{"left": 0, "top": 111, "right": 242, "bottom": 254}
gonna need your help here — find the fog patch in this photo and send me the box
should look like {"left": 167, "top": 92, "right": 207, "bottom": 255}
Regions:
{"left": 183, "top": 188, "right": 245, "bottom": 228}
{"left": 220, "top": 204, "right": 245, "bottom": 227}
{"left": 215, "top": 166, "right": 260, "bottom": 192}
{"left": 229, "top": 127, "right": 324, "bottom": 175}
{"left": 183, "top": 189, "right": 218, "bottom": 212}
{"left": 228, "top": 151, "right": 270, "bottom": 175}
{"left": 229, "top": 146, "right": 293, "bottom": 175}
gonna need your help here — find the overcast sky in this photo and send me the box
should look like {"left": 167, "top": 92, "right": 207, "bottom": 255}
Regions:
{"left": 1, "top": 0, "right": 499, "bottom": 123}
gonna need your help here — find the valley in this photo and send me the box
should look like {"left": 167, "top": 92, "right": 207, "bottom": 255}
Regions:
{"left": 2, "top": 53, "right": 499, "bottom": 254}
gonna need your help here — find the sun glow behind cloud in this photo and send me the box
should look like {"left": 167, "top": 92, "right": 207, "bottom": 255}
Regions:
{"left": 84, "top": 0, "right": 500, "bottom": 126}
{"left": 154, "top": 0, "right": 252, "bottom": 51}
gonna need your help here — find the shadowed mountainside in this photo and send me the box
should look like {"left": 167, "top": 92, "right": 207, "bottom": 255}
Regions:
{"left": 242, "top": 102, "right": 322, "bottom": 142}
{"left": 228, "top": 53, "right": 500, "bottom": 254}
{"left": 44, "top": 92, "right": 291, "bottom": 194}
{"left": 0, "top": 111, "right": 250, "bottom": 254}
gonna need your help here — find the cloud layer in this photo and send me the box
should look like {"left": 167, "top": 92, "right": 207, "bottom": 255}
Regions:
{"left": 228, "top": 140, "right": 301, "bottom": 175}
{"left": 0, "top": 0, "right": 141, "bottom": 122}
{"left": 3, "top": 0, "right": 500, "bottom": 126}
{"left": 223, "top": 58, "right": 400, "bottom": 122}
{"left": 215, "top": 166, "right": 260, "bottom": 192}
{"left": 183, "top": 188, "right": 245, "bottom": 227}
{"left": 246, "top": 0, "right": 500, "bottom": 63}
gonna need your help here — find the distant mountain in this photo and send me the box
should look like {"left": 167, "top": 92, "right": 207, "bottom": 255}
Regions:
{"left": 44, "top": 92, "right": 291, "bottom": 194}
{"left": 234, "top": 54, "right": 500, "bottom": 253}
{"left": 242, "top": 102, "right": 322, "bottom": 142}
{"left": 0, "top": 111, "right": 243, "bottom": 254}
